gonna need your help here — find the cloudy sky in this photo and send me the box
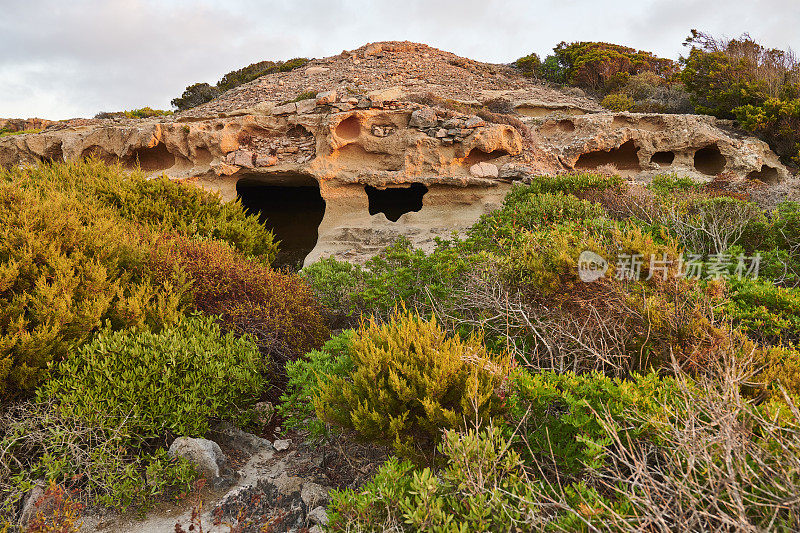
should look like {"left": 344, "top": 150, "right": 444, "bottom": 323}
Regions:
{"left": 1, "top": 0, "right": 799, "bottom": 119}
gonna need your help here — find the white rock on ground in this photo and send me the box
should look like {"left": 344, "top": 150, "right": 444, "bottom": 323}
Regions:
{"left": 168, "top": 437, "right": 229, "bottom": 481}
{"left": 307, "top": 506, "right": 329, "bottom": 526}
{"left": 273, "top": 438, "right": 291, "bottom": 451}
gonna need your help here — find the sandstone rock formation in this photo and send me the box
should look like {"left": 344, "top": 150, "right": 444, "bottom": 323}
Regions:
{"left": 1, "top": 41, "right": 794, "bottom": 266}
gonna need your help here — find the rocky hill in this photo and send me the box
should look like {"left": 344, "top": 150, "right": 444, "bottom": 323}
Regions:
{"left": 0, "top": 41, "right": 795, "bottom": 265}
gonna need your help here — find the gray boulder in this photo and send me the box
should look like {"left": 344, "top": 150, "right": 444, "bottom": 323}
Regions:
{"left": 168, "top": 437, "right": 233, "bottom": 486}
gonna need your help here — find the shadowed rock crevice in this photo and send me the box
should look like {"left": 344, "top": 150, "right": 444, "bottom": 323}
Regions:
{"left": 365, "top": 183, "right": 427, "bottom": 222}
{"left": 335, "top": 115, "right": 361, "bottom": 140}
{"left": 575, "top": 140, "right": 641, "bottom": 170}
{"left": 464, "top": 148, "right": 509, "bottom": 166}
{"left": 125, "top": 143, "right": 176, "bottom": 172}
{"left": 651, "top": 151, "right": 675, "bottom": 166}
{"left": 237, "top": 176, "right": 326, "bottom": 268}
{"left": 747, "top": 165, "right": 780, "bottom": 184}
{"left": 694, "top": 144, "right": 726, "bottom": 175}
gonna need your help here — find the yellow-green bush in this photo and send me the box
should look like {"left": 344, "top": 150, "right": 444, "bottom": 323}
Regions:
{"left": 0, "top": 184, "right": 188, "bottom": 398}
{"left": 3, "top": 159, "right": 277, "bottom": 262}
{"left": 602, "top": 93, "right": 635, "bottom": 111}
{"left": 314, "top": 309, "right": 511, "bottom": 463}
{"left": 756, "top": 344, "right": 800, "bottom": 402}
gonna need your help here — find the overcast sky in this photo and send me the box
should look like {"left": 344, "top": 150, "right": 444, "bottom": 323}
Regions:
{"left": 1, "top": 0, "right": 799, "bottom": 119}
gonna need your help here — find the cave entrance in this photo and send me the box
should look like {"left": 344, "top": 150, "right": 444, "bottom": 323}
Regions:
{"left": 694, "top": 144, "right": 726, "bottom": 176}
{"left": 236, "top": 174, "right": 325, "bottom": 269}
{"left": 575, "top": 140, "right": 641, "bottom": 171}
{"left": 365, "top": 183, "right": 427, "bottom": 222}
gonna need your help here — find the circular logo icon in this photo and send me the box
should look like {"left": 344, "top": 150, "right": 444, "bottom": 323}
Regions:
{"left": 578, "top": 251, "right": 608, "bottom": 282}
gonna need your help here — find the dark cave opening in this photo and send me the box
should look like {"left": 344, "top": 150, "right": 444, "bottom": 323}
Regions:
{"left": 575, "top": 140, "right": 641, "bottom": 170}
{"left": 650, "top": 151, "right": 675, "bottom": 166}
{"left": 365, "top": 183, "right": 428, "bottom": 222}
{"left": 694, "top": 144, "right": 726, "bottom": 176}
{"left": 236, "top": 177, "right": 326, "bottom": 268}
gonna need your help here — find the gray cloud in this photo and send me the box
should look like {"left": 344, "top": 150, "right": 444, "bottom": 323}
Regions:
{"left": 1, "top": 0, "right": 798, "bottom": 119}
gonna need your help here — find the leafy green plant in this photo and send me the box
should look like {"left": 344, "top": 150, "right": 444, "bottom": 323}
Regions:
{"left": 509, "top": 370, "right": 680, "bottom": 473}
{"left": 314, "top": 309, "right": 511, "bottom": 463}
{"left": 278, "top": 331, "right": 354, "bottom": 439}
{"left": 38, "top": 315, "right": 265, "bottom": 443}
{"left": 467, "top": 190, "right": 607, "bottom": 249}
{"left": 0, "top": 401, "right": 197, "bottom": 518}
{"left": 724, "top": 278, "right": 800, "bottom": 345}
{"left": 301, "top": 257, "right": 362, "bottom": 325}
{"left": 736, "top": 98, "right": 800, "bottom": 164}
{"left": 327, "top": 428, "right": 546, "bottom": 532}
{"left": 648, "top": 173, "right": 702, "bottom": 194}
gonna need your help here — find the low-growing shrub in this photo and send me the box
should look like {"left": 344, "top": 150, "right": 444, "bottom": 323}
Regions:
{"left": 38, "top": 315, "right": 265, "bottom": 443}
{"left": 468, "top": 190, "right": 607, "bottom": 249}
{"left": 300, "top": 257, "right": 362, "bottom": 326}
{"left": 278, "top": 331, "right": 355, "bottom": 439}
{"left": 509, "top": 370, "right": 680, "bottom": 473}
{"left": 755, "top": 344, "right": 800, "bottom": 402}
{"left": 0, "top": 401, "right": 197, "bottom": 519}
{"left": 314, "top": 309, "right": 511, "bottom": 462}
{"left": 150, "top": 237, "right": 329, "bottom": 371}
{"left": 648, "top": 173, "right": 702, "bottom": 195}
{"left": 4, "top": 159, "right": 277, "bottom": 262}
{"left": 602, "top": 93, "right": 635, "bottom": 111}
{"left": 327, "top": 428, "right": 545, "bottom": 532}
{"left": 724, "top": 278, "right": 800, "bottom": 345}
{"left": 0, "top": 183, "right": 188, "bottom": 398}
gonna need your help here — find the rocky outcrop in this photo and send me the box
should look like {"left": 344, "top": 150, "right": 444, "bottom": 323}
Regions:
{"left": 0, "top": 117, "right": 57, "bottom": 132}
{"left": 0, "top": 42, "right": 793, "bottom": 265}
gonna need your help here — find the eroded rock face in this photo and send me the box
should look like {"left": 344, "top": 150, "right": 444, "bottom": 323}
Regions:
{"left": 0, "top": 42, "right": 793, "bottom": 266}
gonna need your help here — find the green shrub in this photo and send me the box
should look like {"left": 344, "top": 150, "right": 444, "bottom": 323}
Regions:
{"left": 285, "top": 90, "right": 317, "bottom": 104}
{"left": 352, "top": 238, "right": 470, "bottom": 321}
{"left": 150, "top": 237, "right": 329, "bottom": 366}
{"left": 170, "top": 82, "right": 221, "bottom": 111}
{"left": 173, "top": 58, "right": 309, "bottom": 110}
{"left": 756, "top": 344, "right": 800, "bottom": 402}
{"left": 278, "top": 331, "right": 354, "bottom": 439}
{"left": 314, "top": 309, "right": 511, "bottom": 463}
{"left": 648, "top": 173, "right": 702, "bottom": 194}
{"left": 0, "top": 401, "right": 197, "bottom": 516}
{"left": 0, "top": 128, "right": 42, "bottom": 137}
{"left": 0, "top": 183, "right": 188, "bottom": 398}
{"left": 737, "top": 98, "right": 800, "bottom": 164}
{"left": 724, "top": 278, "right": 800, "bottom": 345}
{"left": 511, "top": 172, "right": 622, "bottom": 196}
{"left": 680, "top": 30, "right": 800, "bottom": 163}
{"left": 327, "top": 428, "right": 545, "bottom": 532}
{"left": 601, "top": 93, "right": 635, "bottom": 111}
{"left": 38, "top": 315, "right": 265, "bottom": 443}
{"left": 509, "top": 370, "right": 680, "bottom": 473}
{"left": 301, "top": 257, "right": 362, "bottom": 325}
{"left": 551, "top": 41, "right": 677, "bottom": 92}
{"left": 3, "top": 159, "right": 277, "bottom": 262}
{"left": 468, "top": 190, "right": 607, "bottom": 249}
{"left": 514, "top": 53, "right": 542, "bottom": 77}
